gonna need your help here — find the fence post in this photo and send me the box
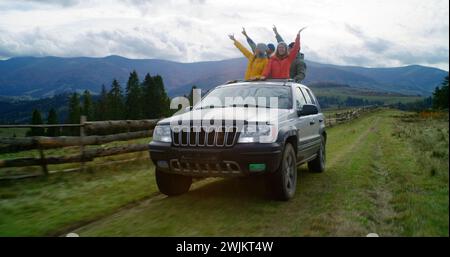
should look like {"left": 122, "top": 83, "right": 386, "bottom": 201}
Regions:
{"left": 80, "top": 116, "right": 86, "bottom": 172}
{"left": 33, "top": 138, "right": 48, "bottom": 176}
{"left": 38, "top": 144, "right": 49, "bottom": 176}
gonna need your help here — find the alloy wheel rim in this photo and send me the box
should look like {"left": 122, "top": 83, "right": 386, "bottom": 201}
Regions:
{"left": 284, "top": 151, "right": 296, "bottom": 193}
{"left": 321, "top": 142, "right": 326, "bottom": 166}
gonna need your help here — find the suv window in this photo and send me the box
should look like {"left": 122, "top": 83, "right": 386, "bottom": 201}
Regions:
{"left": 304, "top": 88, "right": 316, "bottom": 105}
{"left": 301, "top": 88, "right": 313, "bottom": 104}
{"left": 294, "top": 87, "right": 307, "bottom": 109}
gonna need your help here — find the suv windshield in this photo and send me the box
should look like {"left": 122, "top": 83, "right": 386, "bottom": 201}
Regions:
{"left": 195, "top": 84, "right": 293, "bottom": 110}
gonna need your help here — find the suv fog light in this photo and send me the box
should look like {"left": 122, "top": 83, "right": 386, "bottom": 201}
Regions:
{"left": 157, "top": 160, "right": 169, "bottom": 169}
{"left": 249, "top": 163, "right": 266, "bottom": 172}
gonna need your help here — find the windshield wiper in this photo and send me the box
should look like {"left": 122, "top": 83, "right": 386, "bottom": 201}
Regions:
{"left": 228, "top": 104, "right": 271, "bottom": 109}
{"left": 196, "top": 105, "right": 225, "bottom": 110}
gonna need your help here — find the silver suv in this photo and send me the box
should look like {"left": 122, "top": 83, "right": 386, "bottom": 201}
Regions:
{"left": 149, "top": 80, "right": 326, "bottom": 200}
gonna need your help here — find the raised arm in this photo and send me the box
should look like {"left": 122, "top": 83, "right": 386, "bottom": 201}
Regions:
{"left": 229, "top": 34, "right": 253, "bottom": 60}
{"left": 242, "top": 27, "right": 257, "bottom": 53}
{"left": 273, "top": 25, "right": 284, "bottom": 43}
{"left": 288, "top": 31, "right": 301, "bottom": 63}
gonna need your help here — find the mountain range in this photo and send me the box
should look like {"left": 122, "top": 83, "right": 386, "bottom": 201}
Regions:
{"left": 0, "top": 55, "right": 447, "bottom": 98}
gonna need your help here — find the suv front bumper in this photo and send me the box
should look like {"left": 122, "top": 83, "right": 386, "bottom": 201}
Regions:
{"left": 148, "top": 141, "right": 283, "bottom": 177}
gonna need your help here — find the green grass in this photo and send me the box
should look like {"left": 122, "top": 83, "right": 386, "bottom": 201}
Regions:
{"left": 0, "top": 159, "right": 156, "bottom": 236}
{"left": 0, "top": 128, "right": 28, "bottom": 137}
{"left": 0, "top": 109, "right": 448, "bottom": 236}
{"left": 387, "top": 112, "right": 449, "bottom": 235}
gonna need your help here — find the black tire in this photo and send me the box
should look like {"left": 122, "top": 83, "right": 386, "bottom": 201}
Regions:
{"left": 308, "top": 136, "right": 326, "bottom": 173}
{"left": 267, "top": 143, "right": 297, "bottom": 201}
{"left": 155, "top": 169, "right": 192, "bottom": 196}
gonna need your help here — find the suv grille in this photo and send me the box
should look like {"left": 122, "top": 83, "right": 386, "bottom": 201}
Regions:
{"left": 172, "top": 126, "right": 239, "bottom": 147}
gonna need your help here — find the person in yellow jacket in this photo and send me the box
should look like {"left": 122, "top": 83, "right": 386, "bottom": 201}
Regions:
{"left": 228, "top": 34, "right": 268, "bottom": 80}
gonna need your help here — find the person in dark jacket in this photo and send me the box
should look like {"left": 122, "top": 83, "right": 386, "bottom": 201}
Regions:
{"left": 288, "top": 42, "right": 307, "bottom": 82}
{"left": 273, "top": 25, "right": 307, "bottom": 82}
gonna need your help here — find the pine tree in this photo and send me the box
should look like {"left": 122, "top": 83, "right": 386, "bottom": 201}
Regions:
{"left": 142, "top": 73, "right": 156, "bottom": 119}
{"left": 27, "top": 109, "right": 45, "bottom": 137}
{"left": 67, "top": 92, "right": 81, "bottom": 135}
{"left": 46, "top": 108, "right": 59, "bottom": 137}
{"left": 125, "top": 70, "right": 143, "bottom": 119}
{"left": 82, "top": 90, "right": 94, "bottom": 120}
{"left": 94, "top": 84, "right": 108, "bottom": 121}
{"left": 432, "top": 75, "right": 449, "bottom": 110}
{"left": 108, "top": 79, "right": 125, "bottom": 120}
{"left": 153, "top": 75, "right": 170, "bottom": 118}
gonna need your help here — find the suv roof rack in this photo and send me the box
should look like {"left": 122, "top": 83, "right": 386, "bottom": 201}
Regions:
{"left": 265, "top": 79, "right": 294, "bottom": 82}
{"left": 224, "top": 79, "right": 245, "bottom": 84}
{"left": 225, "top": 78, "right": 294, "bottom": 85}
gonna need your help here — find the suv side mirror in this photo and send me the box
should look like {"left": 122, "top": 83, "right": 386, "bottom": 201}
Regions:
{"left": 297, "top": 104, "right": 318, "bottom": 116}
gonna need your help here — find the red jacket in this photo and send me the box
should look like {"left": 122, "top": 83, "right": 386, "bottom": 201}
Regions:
{"left": 262, "top": 34, "right": 300, "bottom": 79}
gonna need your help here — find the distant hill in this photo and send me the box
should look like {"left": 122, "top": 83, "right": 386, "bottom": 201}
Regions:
{"left": 0, "top": 94, "right": 71, "bottom": 124}
{"left": 0, "top": 55, "right": 447, "bottom": 98}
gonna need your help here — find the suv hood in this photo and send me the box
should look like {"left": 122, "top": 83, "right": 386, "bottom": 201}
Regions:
{"left": 158, "top": 107, "right": 291, "bottom": 125}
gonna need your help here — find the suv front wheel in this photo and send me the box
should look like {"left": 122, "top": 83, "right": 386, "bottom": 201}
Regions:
{"left": 155, "top": 169, "right": 192, "bottom": 196}
{"left": 268, "top": 143, "right": 297, "bottom": 201}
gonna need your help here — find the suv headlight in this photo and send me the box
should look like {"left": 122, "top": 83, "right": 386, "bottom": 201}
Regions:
{"left": 238, "top": 124, "right": 278, "bottom": 143}
{"left": 152, "top": 125, "right": 172, "bottom": 143}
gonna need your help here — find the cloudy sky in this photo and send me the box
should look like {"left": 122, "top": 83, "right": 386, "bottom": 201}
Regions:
{"left": 0, "top": 0, "right": 448, "bottom": 70}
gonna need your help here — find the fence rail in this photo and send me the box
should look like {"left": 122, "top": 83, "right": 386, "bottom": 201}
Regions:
{"left": 0, "top": 130, "right": 153, "bottom": 149}
{"left": 0, "top": 144, "right": 149, "bottom": 168}
{"left": 0, "top": 117, "right": 158, "bottom": 177}
{"left": 0, "top": 106, "right": 378, "bottom": 179}
{"left": 324, "top": 106, "right": 377, "bottom": 127}
{"left": 0, "top": 119, "right": 158, "bottom": 130}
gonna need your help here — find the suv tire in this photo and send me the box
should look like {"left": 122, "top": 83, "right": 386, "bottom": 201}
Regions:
{"left": 268, "top": 143, "right": 297, "bottom": 201}
{"left": 155, "top": 169, "right": 192, "bottom": 196}
{"left": 308, "top": 136, "right": 326, "bottom": 173}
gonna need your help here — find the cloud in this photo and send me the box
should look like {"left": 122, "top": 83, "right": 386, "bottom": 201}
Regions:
{"left": 22, "top": 0, "right": 82, "bottom": 7}
{"left": 0, "top": 0, "right": 448, "bottom": 70}
{"left": 345, "top": 24, "right": 393, "bottom": 53}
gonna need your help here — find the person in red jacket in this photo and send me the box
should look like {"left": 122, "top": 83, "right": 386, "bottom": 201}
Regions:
{"left": 261, "top": 29, "right": 302, "bottom": 80}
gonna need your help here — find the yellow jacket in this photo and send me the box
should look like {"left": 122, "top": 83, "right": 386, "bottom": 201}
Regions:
{"left": 234, "top": 40, "right": 268, "bottom": 80}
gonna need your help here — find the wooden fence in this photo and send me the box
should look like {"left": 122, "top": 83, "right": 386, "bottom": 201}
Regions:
{"left": 0, "top": 106, "right": 378, "bottom": 179}
{"left": 0, "top": 117, "right": 158, "bottom": 177}
{"left": 324, "top": 105, "right": 378, "bottom": 127}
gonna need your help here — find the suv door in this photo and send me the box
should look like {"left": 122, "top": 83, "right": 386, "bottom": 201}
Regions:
{"left": 301, "top": 87, "right": 322, "bottom": 154}
{"left": 293, "top": 86, "right": 315, "bottom": 160}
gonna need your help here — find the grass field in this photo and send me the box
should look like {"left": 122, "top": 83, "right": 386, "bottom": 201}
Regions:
{"left": 0, "top": 128, "right": 28, "bottom": 137}
{"left": 311, "top": 86, "right": 423, "bottom": 105}
{"left": 0, "top": 109, "right": 448, "bottom": 236}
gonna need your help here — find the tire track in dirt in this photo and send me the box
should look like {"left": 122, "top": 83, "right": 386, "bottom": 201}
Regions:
{"left": 327, "top": 116, "right": 381, "bottom": 168}
{"left": 57, "top": 178, "right": 218, "bottom": 236}
{"left": 257, "top": 115, "right": 382, "bottom": 236}
{"left": 363, "top": 121, "right": 398, "bottom": 236}
{"left": 52, "top": 191, "right": 163, "bottom": 237}
{"left": 329, "top": 116, "right": 396, "bottom": 236}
